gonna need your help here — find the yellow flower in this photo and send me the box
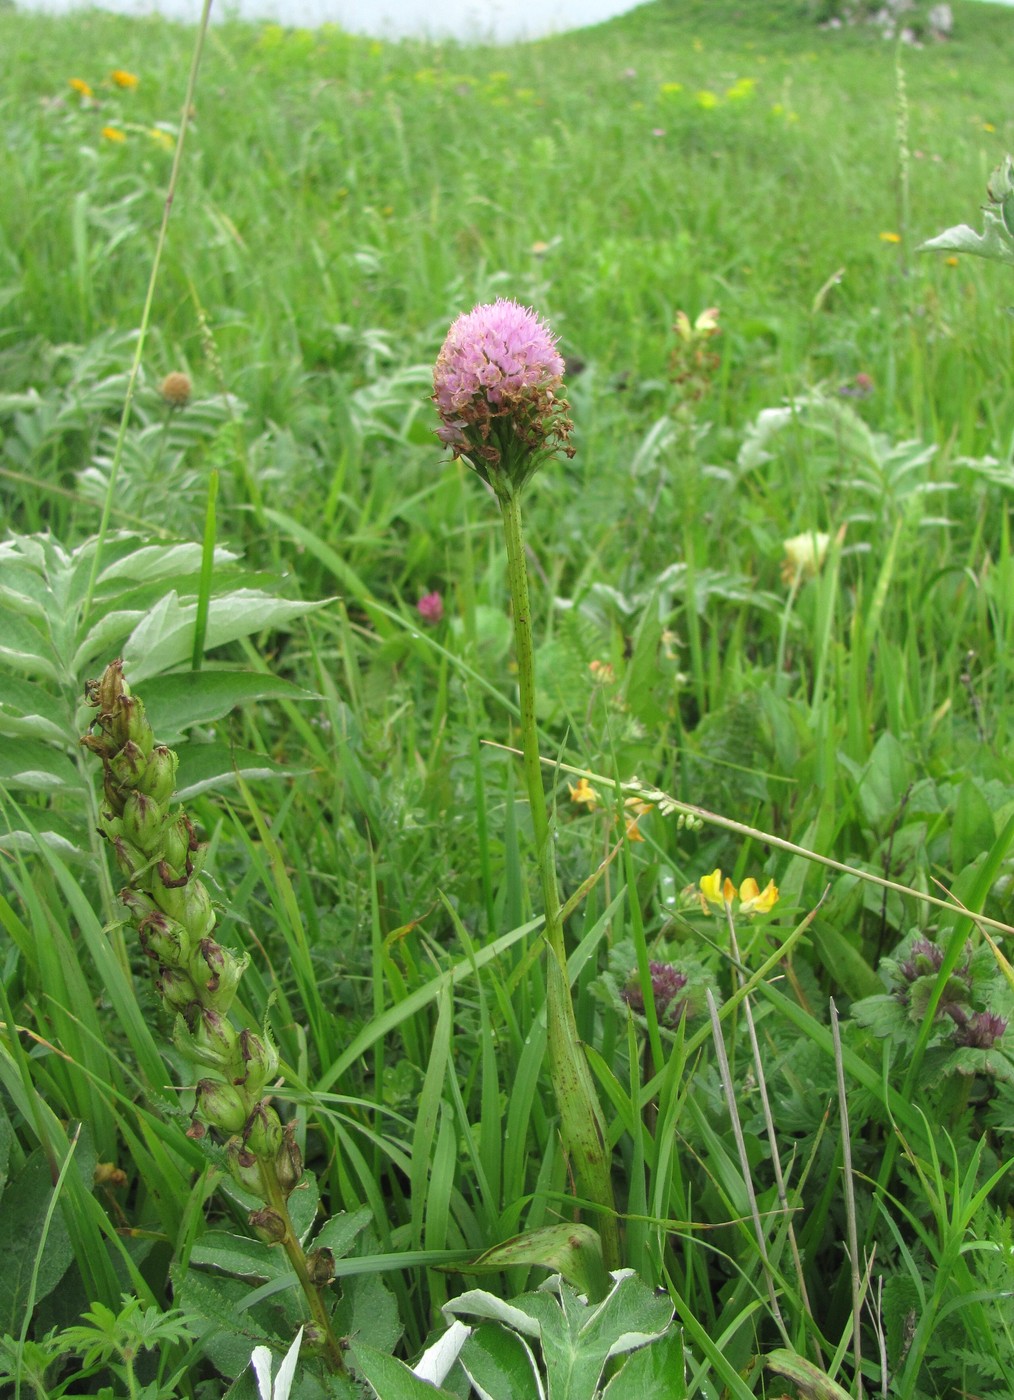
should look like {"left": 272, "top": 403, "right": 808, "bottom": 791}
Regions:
{"left": 148, "top": 127, "right": 175, "bottom": 150}
{"left": 879, "top": 231, "right": 901, "bottom": 244}
{"left": 738, "top": 877, "right": 779, "bottom": 915}
{"left": 101, "top": 126, "right": 126, "bottom": 143}
{"left": 945, "top": 256, "right": 959, "bottom": 267}
{"left": 700, "top": 870, "right": 778, "bottom": 915}
{"left": 695, "top": 90, "right": 719, "bottom": 110}
{"left": 700, "top": 869, "right": 736, "bottom": 906}
{"left": 568, "top": 778, "right": 598, "bottom": 810}
{"left": 781, "top": 530, "right": 830, "bottom": 585}
{"left": 982, "top": 122, "right": 996, "bottom": 133}
{"left": 68, "top": 77, "right": 93, "bottom": 98}
{"left": 111, "top": 69, "right": 139, "bottom": 89}
{"left": 659, "top": 81, "right": 683, "bottom": 95}
{"left": 621, "top": 795, "right": 653, "bottom": 842}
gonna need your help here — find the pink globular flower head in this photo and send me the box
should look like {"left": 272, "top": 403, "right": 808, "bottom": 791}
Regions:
{"left": 433, "top": 297, "right": 575, "bottom": 496}
{"left": 417, "top": 590, "right": 443, "bottom": 624}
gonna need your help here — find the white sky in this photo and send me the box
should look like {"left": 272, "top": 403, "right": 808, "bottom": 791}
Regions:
{"left": 26, "top": 0, "right": 647, "bottom": 41}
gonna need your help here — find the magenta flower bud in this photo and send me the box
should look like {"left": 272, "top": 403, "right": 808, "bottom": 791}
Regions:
{"left": 433, "top": 297, "right": 575, "bottom": 496}
{"left": 195, "top": 1077, "right": 251, "bottom": 1134}
{"left": 417, "top": 590, "right": 444, "bottom": 624}
{"left": 138, "top": 746, "right": 178, "bottom": 804}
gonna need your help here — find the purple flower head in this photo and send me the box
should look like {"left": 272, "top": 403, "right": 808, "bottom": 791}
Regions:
{"left": 622, "top": 961, "right": 690, "bottom": 1028}
{"left": 951, "top": 1008, "right": 1008, "bottom": 1049}
{"left": 897, "top": 937, "right": 946, "bottom": 984}
{"left": 417, "top": 590, "right": 443, "bottom": 624}
{"left": 433, "top": 297, "right": 575, "bottom": 495}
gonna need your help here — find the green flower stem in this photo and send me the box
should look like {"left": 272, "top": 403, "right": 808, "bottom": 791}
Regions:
{"left": 259, "top": 1159, "right": 348, "bottom": 1375}
{"left": 499, "top": 487, "right": 619, "bottom": 1271}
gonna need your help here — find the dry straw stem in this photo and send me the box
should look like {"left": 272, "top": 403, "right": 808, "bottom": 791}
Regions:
{"left": 485, "top": 744, "right": 1014, "bottom": 940}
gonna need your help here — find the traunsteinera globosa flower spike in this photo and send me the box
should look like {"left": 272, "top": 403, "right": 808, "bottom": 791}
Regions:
{"left": 433, "top": 296, "right": 575, "bottom": 497}
{"left": 82, "top": 659, "right": 292, "bottom": 1202}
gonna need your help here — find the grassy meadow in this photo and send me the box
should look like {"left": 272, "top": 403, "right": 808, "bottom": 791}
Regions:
{"left": 3, "top": 0, "right": 1014, "bottom": 1394}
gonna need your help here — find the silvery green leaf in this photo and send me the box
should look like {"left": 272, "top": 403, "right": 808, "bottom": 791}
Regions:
{"left": 122, "top": 590, "right": 330, "bottom": 684}
{"left": 918, "top": 210, "right": 1014, "bottom": 266}
{"left": 412, "top": 1320, "right": 472, "bottom": 1387}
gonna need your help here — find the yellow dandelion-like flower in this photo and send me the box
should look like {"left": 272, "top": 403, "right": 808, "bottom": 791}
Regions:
{"left": 148, "top": 127, "right": 175, "bottom": 150}
{"left": 983, "top": 122, "right": 996, "bottom": 133}
{"left": 101, "top": 126, "right": 126, "bottom": 143}
{"left": 945, "top": 256, "right": 959, "bottom": 267}
{"left": 68, "top": 77, "right": 93, "bottom": 98}
{"left": 659, "top": 81, "right": 683, "bottom": 96}
{"left": 879, "top": 231, "right": 901, "bottom": 244}
{"left": 568, "top": 777, "right": 598, "bottom": 810}
{"left": 111, "top": 68, "right": 139, "bottom": 89}
{"left": 695, "top": 90, "right": 719, "bottom": 110}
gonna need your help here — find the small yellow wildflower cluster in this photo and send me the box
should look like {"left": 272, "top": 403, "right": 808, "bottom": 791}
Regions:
{"left": 111, "top": 68, "right": 139, "bottom": 89}
{"left": 68, "top": 77, "right": 93, "bottom": 99}
{"left": 698, "top": 869, "right": 778, "bottom": 916}
{"left": 568, "top": 777, "right": 598, "bottom": 810}
{"left": 621, "top": 796, "right": 653, "bottom": 843}
{"left": 725, "top": 77, "right": 756, "bottom": 101}
{"left": 566, "top": 783, "right": 653, "bottom": 841}
{"left": 102, "top": 126, "right": 126, "bottom": 143}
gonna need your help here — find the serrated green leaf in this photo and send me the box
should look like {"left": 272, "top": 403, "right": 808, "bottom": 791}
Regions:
{"left": 332, "top": 1270, "right": 402, "bottom": 1358}
{"left": 311, "top": 1207, "right": 373, "bottom": 1260}
{"left": 189, "top": 1230, "right": 289, "bottom": 1284}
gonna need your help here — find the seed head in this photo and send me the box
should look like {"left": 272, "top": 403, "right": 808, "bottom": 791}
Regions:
{"left": 160, "top": 372, "right": 192, "bottom": 409}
